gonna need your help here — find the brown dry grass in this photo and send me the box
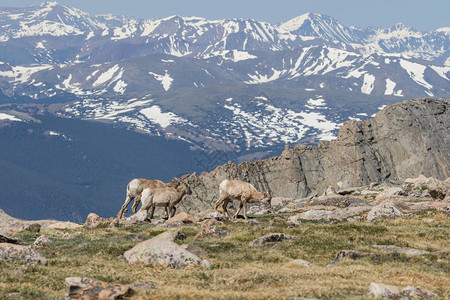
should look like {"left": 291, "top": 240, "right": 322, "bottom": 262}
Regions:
{"left": 0, "top": 210, "right": 448, "bottom": 299}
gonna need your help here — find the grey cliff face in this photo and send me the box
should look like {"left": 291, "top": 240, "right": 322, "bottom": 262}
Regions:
{"left": 179, "top": 98, "right": 449, "bottom": 214}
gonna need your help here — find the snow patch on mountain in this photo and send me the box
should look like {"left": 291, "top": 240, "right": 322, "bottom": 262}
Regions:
{"left": 399, "top": 59, "right": 433, "bottom": 90}
{"left": 93, "top": 64, "right": 120, "bottom": 87}
{"left": 361, "top": 73, "right": 375, "bottom": 94}
{"left": 140, "top": 105, "right": 187, "bottom": 128}
{"left": 149, "top": 70, "right": 173, "bottom": 91}
{"left": 0, "top": 112, "right": 22, "bottom": 122}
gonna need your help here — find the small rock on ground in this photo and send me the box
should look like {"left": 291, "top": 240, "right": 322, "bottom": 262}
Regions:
{"left": 65, "top": 277, "right": 132, "bottom": 300}
{"left": 369, "top": 282, "right": 401, "bottom": 299}
{"left": 249, "top": 233, "right": 298, "bottom": 246}
{"left": 0, "top": 243, "right": 47, "bottom": 264}
{"left": 166, "top": 212, "right": 196, "bottom": 224}
{"left": 33, "top": 235, "right": 50, "bottom": 247}
{"left": 367, "top": 200, "right": 404, "bottom": 222}
{"left": 327, "top": 250, "right": 370, "bottom": 267}
{"left": 291, "top": 259, "right": 315, "bottom": 268}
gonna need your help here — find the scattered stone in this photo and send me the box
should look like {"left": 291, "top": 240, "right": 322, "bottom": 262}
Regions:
{"left": 120, "top": 210, "right": 149, "bottom": 226}
{"left": 24, "top": 223, "right": 41, "bottom": 233}
{"left": 401, "top": 286, "right": 437, "bottom": 299}
{"left": 155, "top": 230, "right": 186, "bottom": 242}
{"left": 287, "top": 297, "right": 320, "bottom": 300}
{"left": 158, "top": 220, "right": 184, "bottom": 228}
{"left": 291, "top": 259, "right": 315, "bottom": 268}
{"left": 46, "top": 221, "right": 82, "bottom": 230}
{"left": 327, "top": 250, "right": 370, "bottom": 267}
{"left": 247, "top": 206, "right": 271, "bottom": 215}
{"left": 65, "top": 277, "right": 132, "bottom": 300}
{"left": 194, "top": 209, "right": 225, "bottom": 222}
{"left": 166, "top": 212, "right": 196, "bottom": 224}
{"left": 244, "top": 219, "right": 261, "bottom": 226}
{"left": 421, "top": 189, "right": 432, "bottom": 198}
{"left": 181, "top": 244, "right": 208, "bottom": 258}
{"left": 369, "top": 282, "right": 401, "bottom": 299}
{"left": 0, "top": 235, "right": 22, "bottom": 244}
{"left": 195, "top": 224, "right": 228, "bottom": 239}
{"left": 123, "top": 232, "right": 210, "bottom": 269}
{"left": 337, "top": 187, "right": 358, "bottom": 195}
{"left": 367, "top": 200, "right": 404, "bottom": 222}
{"left": 33, "top": 235, "right": 50, "bottom": 247}
{"left": 373, "top": 245, "right": 430, "bottom": 256}
{"left": 288, "top": 215, "right": 302, "bottom": 225}
{"left": 308, "top": 194, "right": 367, "bottom": 208}
{"left": 369, "top": 282, "right": 438, "bottom": 299}
{"left": 0, "top": 243, "right": 47, "bottom": 264}
{"left": 297, "top": 209, "right": 334, "bottom": 221}
{"left": 375, "top": 187, "right": 406, "bottom": 200}
{"left": 272, "top": 217, "right": 286, "bottom": 223}
{"left": 199, "top": 218, "right": 224, "bottom": 227}
{"left": 249, "top": 233, "right": 298, "bottom": 246}
{"left": 85, "top": 213, "right": 111, "bottom": 228}
{"left": 62, "top": 231, "right": 82, "bottom": 240}
{"left": 128, "top": 282, "right": 157, "bottom": 291}
{"left": 271, "top": 197, "right": 295, "bottom": 211}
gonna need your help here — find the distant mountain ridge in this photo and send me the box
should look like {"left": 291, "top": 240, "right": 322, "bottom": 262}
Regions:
{"left": 0, "top": 1, "right": 449, "bottom": 151}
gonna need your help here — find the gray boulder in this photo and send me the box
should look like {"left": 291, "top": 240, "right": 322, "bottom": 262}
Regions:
{"left": 123, "top": 232, "right": 210, "bottom": 269}
{"left": 249, "top": 233, "right": 298, "bottom": 246}
{"left": 375, "top": 187, "right": 406, "bottom": 200}
{"left": 369, "top": 282, "right": 401, "bottom": 299}
{"left": 367, "top": 201, "right": 404, "bottom": 221}
{"left": 0, "top": 243, "right": 47, "bottom": 264}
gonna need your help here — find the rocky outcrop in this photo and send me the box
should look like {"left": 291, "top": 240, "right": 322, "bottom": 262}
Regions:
{"left": 178, "top": 98, "right": 449, "bottom": 214}
{"left": 0, "top": 209, "right": 81, "bottom": 235}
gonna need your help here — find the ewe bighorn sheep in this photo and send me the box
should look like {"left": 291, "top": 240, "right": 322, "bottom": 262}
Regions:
{"left": 214, "top": 179, "right": 271, "bottom": 220}
{"left": 138, "top": 181, "right": 192, "bottom": 219}
{"left": 117, "top": 178, "right": 177, "bottom": 218}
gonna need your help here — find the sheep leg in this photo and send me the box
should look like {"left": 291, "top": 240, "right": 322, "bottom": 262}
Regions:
{"left": 131, "top": 194, "right": 142, "bottom": 213}
{"left": 222, "top": 198, "right": 233, "bottom": 220}
{"left": 170, "top": 206, "right": 176, "bottom": 218}
{"left": 149, "top": 206, "right": 156, "bottom": 219}
{"left": 234, "top": 201, "right": 243, "bottom": 219}
{"left": 117, "top": 194, "right": 133, "bottom": 219}
{"left": 243, "top": 201, "right": 249, "bottom": 220}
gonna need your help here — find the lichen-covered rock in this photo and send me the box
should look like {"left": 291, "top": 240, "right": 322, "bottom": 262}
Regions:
{"left": 85, "top": 213, "right": 110, "bottom": 228}
{"left": 249, "top": 233, "right": 298, "bottom": 246}
{"left": 123, "top": 232, "right": 210, "bottom": 269}
{"left": 166, "top": 212, "right": 195, "bottom": 224}
{"left": 367, "top": 200, "right": 404, "bottom": 221}
{"left": 369, "top": 282, "right": 401, "bottom": 299}
{"left": 327, "top": 250, "right": 370, "bottom": 266}
{"left": 33, "top": 235, "right": 50, "bottom": 247}
{"left": 194, "top": 209, "right": 225, "bottom": 222}
{"left": 65, "top": 277, "right": 132, "bottom": 300}
{"left": 291, "top": 259, "right": 315, "bottom": 268}
{"left": 0, "top": 243, "right": 47, "bottom": 264}
{"left": 120, "top": 210, "right": 148, "bottom": 226}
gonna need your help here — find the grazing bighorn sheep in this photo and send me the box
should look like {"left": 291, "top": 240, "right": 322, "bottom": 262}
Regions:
{"left": 138, "top": 181, "right": 192, "bottom": 219}
{"left": 117, "top": 178, "right": 177, "bottom": 219}
{"left": 214, "top": 179, "right": 271, "bottom": 220}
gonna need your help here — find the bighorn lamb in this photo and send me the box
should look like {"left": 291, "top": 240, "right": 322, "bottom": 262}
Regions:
{"left": 214, "top": 179, "right": 271, "bottom": 220}
{"left": 117, "top": 178, "right": 177, "bottom": 218}
{"left": 138, "top": 181, "right": 192, "bottom": 219}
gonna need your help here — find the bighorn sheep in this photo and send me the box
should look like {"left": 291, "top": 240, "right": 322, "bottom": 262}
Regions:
{"left": 117, "top": 178, "right": 177, "bottom": 219}
{"left": 214, "top": 179, "right": 271, "bottom": 220}
{"left": 138, "top": 181, "right": 192, "bottom": 219}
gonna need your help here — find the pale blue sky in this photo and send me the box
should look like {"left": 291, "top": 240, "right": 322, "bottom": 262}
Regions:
{"left": 0, "top": 0, "right": 449, "bottom": 31}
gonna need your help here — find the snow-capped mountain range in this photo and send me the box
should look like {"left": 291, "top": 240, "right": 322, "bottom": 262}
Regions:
{"left": 0, "top": 2, "right": 449, "bottom": 152}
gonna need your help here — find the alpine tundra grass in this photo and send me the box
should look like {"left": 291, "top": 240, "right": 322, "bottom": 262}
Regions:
{"left": 0, "top": 211, "right": 448, "bottom": 299}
